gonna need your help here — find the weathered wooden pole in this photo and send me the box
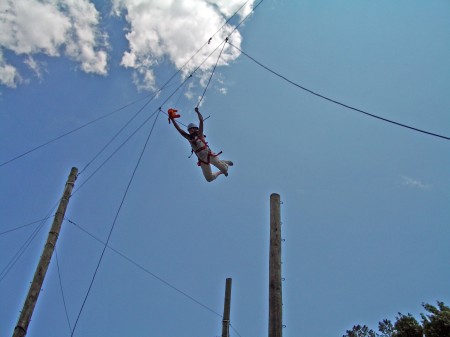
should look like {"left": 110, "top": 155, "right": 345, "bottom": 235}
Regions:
{"left": 269, "top": 193, "right": 282, "bottom": 337}
{"left": 13, "top": 167, "right": 78, "bottom": 337}
{"left": 221, "top": 278, "right": 232, "bottom": 337}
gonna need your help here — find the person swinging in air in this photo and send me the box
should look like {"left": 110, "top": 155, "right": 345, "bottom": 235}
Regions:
{"left": 168, "top": 107, "right": 233, "bottom": 182}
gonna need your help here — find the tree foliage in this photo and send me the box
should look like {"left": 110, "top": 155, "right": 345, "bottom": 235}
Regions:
{"left": 343, "top": 302, "right": 450, "bottom": 337}
{"left": 421, "top": 302, "right": 450, "bottom": 337}
{"left": 344, "top": 324, "right": 376, "bottom": 337}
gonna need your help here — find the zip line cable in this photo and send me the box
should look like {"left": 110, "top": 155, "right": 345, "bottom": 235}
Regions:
{"left": 195, "top": 0, "right": 265, "bottom": 109}
{"left": 0, "top": 95, "right": 155, "bottom": 168}
{"left": 0, "top": 223, "right": 45, "bottom": 282}
{"left": 65, "top": 217, "right": 222, "bottom": 318}
{"left": 0, "top": 206, "right": 56, "bottom": 283}
{"left": 216, "top": 0, "right": 253, "bottom": 39}
{"left": 228, "top": 42, "right": 450, "bottom": 141}
{"left": 0, "top": 216, "right": 53, "bottom": 237}
{"left": 197, "top": 39, "right": 228, "bottom": 108}
{"left": 230, "top": 324, "right": 244, "bottom": 337}
{"left": 0, "top": 175, "right": 77, "bottom": 283}
{"left": 71, "top": 111, "right": 161, "bottom": 336}
{"left": 66, "top": 216, "right": 251, "bottom": 337}
{"left": 0, "top": 216, "right": 53, "bottom": 284}
{"left": 174, "top": 75, "right": 193, "bottom": 107}
{"left": 78, "top": 89, "right": 163, "bottom": 175}
{"left": 55, "top": 248, "right": 72, "bottom": 334}
{"left": 161, "top": 4, "right": 262, "bottom": 122}
{"left": 72, "top": 111, "right": 158, "bottom": 195}
{"left": 233, "top": 0, "right": 265, "bottom": 33}
{"left": 161, "top": 0, "right": 253, "bottom": 87}
{"left": 151, "top": 0, "right": 253, "bottom": 111}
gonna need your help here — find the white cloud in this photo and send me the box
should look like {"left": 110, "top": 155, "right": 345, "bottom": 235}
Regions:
{"left": 401, "top": 176, "right": 431, "bottom": 190}
{"left": 0, "top": 0, "right": 254, "bottom": 89}
{"left": 0, "top": 0, "right": 108, "bottom": 87}
{"left": 0, "top": 51, "right": 22, "bottom": 88}
{"left": 63, "top": 0, "right": 108, "bottom": 74}
{"left": 215, "top": 75, "right": 228, "bottom": 95}
{"left": 24, "top": 56, "right": 46, "bottom": 80}
{"left": 218, "top": 87, "right": 227, "bottom": 94}
{"left": 112, "top": 0, "right": 253, "bottom": 91}
{"left": 0, "top": 0, "right": 70, "bottom": 56}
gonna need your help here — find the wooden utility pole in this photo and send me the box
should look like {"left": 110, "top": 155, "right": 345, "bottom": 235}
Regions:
{"left": 269, "top": 193, "right": 282, "bottom": 337}
{"left": 13, "top": 167, "right": 78, "bottom": 337}
{"left": 221, "top": 278, "right": 232, "bottom": 337}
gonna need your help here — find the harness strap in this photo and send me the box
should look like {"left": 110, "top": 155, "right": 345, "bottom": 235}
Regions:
{"left": 196, "top": 150, "right": 223, "bottom": 166}
{"left": 189, "top": 133, "right": 222, "bottom": 166}
{"left": 195, "top": 145, "right": 208, "bottom": 153}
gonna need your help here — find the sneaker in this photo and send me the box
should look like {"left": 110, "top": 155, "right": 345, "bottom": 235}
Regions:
{"left": 225, "top": 161, "right": 234, "bottom": 166}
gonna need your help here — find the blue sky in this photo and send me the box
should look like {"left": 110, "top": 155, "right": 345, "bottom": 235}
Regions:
{"left": 1, "top": 1, "right": 449, "bottom": 337}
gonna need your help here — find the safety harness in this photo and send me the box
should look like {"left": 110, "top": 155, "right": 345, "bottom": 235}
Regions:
{"left": 189, "top": 134, "right": 222, "bottom": 166}
{"left": 167, "top": 107, "right": 222, "bottom": 166}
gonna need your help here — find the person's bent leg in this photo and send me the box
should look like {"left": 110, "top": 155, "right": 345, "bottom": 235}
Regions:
{"left": 200, "top": 162, "right": 222, "bottom": 182}
{"left": 210, "top": 156, "right": 229, "bottom": 176}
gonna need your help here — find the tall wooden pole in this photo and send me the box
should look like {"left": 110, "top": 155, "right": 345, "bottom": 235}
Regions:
{"left": 13, "top": 167, "right": 78, "bottom": 337}
{"left": 269, "top": 193, "right": 282, "bottom": 337}
{"left": 221, "top": 278, "right": 232, "bottom": 337}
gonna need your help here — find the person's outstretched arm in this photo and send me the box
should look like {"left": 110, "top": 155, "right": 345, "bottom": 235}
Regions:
{"left": 171, "top": 117, "right": 190, "bottom": 139}
{"left": 195, "top": 107, "right": 204, "bottom": 136}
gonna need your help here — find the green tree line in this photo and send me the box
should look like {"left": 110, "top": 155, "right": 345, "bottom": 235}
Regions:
{"left": 343, "top": 301, "right": 450, "bottom": 337}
